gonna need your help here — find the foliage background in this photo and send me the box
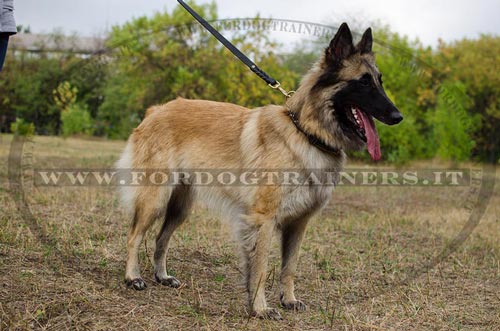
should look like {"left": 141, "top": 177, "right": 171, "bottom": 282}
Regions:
{"left": 0, "top": 1, "right": 498, "bottom": 163}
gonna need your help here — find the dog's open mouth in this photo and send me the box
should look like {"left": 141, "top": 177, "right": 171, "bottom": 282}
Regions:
{"left": 349, "top": 106, "right": 381, "bottom": 161}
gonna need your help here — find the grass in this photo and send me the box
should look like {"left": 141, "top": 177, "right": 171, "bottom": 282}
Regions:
{"left": 0, "top": 133, "right": 499, "bottom": 330}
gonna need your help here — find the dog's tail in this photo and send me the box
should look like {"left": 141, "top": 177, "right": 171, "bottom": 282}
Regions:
{"left": 117, "top": 103, "right": 166, "bottom": 216}
{"left": 116, "top": 140, "right": 136, "bottom": 216}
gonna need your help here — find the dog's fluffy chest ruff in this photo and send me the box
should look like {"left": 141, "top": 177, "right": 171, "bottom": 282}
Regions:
{"left": 239, "top": 106, "right": 343, "bottom": 223}
{"left": 276, "top": 184, "right": 334, "bottom": 224}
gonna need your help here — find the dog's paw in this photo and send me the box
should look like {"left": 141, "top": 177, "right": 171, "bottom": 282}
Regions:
{"left": 252, "top": 308, "right": 283, "bottom": 320}
{"left": 279, "top": 292, "right": 307, "bottom": 311}
{"left": 280, "top": 299, "right": 307, "bottom": 311}
{"left": 125, "top": 278, "right": 147, "bottom": 290}
{"left": 155, "top": 274, "right": 181, "bottom": 288}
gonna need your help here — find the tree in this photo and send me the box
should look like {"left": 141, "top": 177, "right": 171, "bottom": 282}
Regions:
{"left": 53, "top": 82, "right": 94, "bottom": 137}
{"left": 429, "top": 82, "right": 478, "bottom": 161}
{"left": 0, "top": 37, "right": 106, "bottom": 135}
{"left": 436, "top": 36, "right": 500, "bottom": 162}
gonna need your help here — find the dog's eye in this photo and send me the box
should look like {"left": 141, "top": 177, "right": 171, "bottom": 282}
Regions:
{"left": 360, "top": 74, "right": 371, "bottom": 86}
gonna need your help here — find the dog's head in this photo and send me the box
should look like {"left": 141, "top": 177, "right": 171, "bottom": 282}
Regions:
{"left": 293, "top": 23, "right": 403, "bottom": 161}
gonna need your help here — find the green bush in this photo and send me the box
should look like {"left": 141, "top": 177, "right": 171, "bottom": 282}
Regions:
{"left": 61, "top": 104, "right": 94, "bottom": 137}
{"left": 428, "top": 82, "right": 479, "bottom": 161}
{"left": 10, "top": 118, "right": 35, "bottom": 136}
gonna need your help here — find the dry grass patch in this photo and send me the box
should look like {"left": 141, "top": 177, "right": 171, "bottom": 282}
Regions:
{"left": 0, "top": 134, "right": 499, "bottom": 330}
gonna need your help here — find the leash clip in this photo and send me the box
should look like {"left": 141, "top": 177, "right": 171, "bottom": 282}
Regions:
{"left": 269, "top": 81, "right": 295, "bottom": 98}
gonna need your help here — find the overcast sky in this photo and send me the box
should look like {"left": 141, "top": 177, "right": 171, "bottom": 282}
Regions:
{"left": 14, "top": 0, "right": 500, "bottom": 47}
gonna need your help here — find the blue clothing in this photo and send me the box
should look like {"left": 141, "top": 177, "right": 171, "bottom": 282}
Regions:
{"left": 0, "top": 34, "right": 8, "bottom": 71}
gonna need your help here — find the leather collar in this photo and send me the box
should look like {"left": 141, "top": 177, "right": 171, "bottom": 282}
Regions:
{"left": 287, "top": 110, "right": 342, "bottom": 156}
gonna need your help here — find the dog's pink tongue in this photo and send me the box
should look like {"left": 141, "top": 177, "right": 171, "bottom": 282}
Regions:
{"left": 358, "top": 110, "right": 381, "bottom": 161}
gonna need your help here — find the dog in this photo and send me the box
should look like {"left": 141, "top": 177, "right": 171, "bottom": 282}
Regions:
{"left": 116, "top": 23, "right": 402, "bottom": 320}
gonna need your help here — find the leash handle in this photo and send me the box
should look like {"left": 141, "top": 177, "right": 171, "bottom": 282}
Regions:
{"left": 177, "top": 0, "right": 292, "bottom": 97}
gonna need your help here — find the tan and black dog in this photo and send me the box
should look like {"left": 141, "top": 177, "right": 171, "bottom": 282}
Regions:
{"left": 117, "top": 23, "right": 402, "bottom": 320}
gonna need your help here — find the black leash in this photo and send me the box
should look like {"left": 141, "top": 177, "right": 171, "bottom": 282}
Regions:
{"left": 177, "top": 0, "right": 292, "bottom": 98}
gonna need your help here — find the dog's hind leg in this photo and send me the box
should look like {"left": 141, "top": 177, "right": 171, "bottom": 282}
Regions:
{"left": 125, "top": 189, "right": 165, "bottom": 290}
{"left": 153, "top": 184, "right": 193, "bottom": 288}
{"left": 279, "top": 217, "right": 311, "bottom": 311}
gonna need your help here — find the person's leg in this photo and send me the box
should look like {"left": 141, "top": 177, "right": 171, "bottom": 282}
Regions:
{"left": 0, "top": 34, "right": 11, "bottom": 72}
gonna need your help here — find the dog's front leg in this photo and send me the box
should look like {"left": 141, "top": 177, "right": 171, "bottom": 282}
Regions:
{"left": 279, "top": 217, "right": 310, "bottom": 311}
{"left": 239, "top": 214, "right": 281, "bottom": 320}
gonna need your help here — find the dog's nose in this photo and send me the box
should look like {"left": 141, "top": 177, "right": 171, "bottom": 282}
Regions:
{"left": 390, "top": 112, "right": 403, "bottom": 124}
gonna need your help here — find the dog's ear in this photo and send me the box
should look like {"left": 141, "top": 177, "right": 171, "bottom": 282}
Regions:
{"left": 357, "top": 27, "right": 373, "bottom": 54}
{"left": 325, "top": 23, "right": 354, "bottom": 63}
